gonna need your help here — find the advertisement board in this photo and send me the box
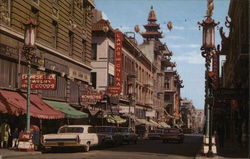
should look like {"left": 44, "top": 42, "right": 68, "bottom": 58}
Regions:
{"left": 21, "top": 74, "right": 56, "bottom": 90}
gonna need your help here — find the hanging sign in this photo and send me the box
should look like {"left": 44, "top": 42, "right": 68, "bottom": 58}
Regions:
{"left": 21, "top": 74, "right": 56, "bottom": 90}
{"left": 109, "top": 30, "right": 123, "bottom": 95}
{"left": 212, "top": 51, "right": 219, "bottom": 89}
{"left": 80, "top": 91, "right": 103, "bottom": 104}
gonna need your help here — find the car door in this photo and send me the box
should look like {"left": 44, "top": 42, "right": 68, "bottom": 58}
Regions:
{"left": 88, "top": 126, "right": 98, "bottom": 146}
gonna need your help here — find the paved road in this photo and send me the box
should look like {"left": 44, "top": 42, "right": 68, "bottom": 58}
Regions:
{"left": 5, "top": 134, "right": 202, "bottom": 159}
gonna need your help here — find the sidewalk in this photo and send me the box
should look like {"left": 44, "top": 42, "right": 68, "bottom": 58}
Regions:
{"left": 195, "top": 139, "right": 249, "bottom": 159}
{"left": 0, "top": 149, "right": 41, "bottom": 159}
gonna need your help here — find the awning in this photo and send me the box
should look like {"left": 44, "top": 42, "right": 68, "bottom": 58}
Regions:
{"left": 105, "top": 114, "right": 127, "bottom": 124}
{"left": 149, "top": 119, "right": 162, "bottom": 127}
{"left": 0, "top": 90, "right": 64, "bottom": 119}
{"left": 44, "top": 100, "right": 88, "bottom": 118}
{"left": 135, "top": 118, "right": 155, "bottom": 126}
{"left": 159, "top": 122, "right": 171, "bottom": 128}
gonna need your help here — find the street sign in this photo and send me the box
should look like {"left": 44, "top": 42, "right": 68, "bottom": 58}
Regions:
{"left": 21, "top": 74, "right": 56, "bottom": 90}
{"left": 214, "top": 88, "right": 248, "bottom": 100}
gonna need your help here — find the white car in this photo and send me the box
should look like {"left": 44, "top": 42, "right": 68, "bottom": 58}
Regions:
{"left": 41, "top": 125, "right": 99, "bottom": 152}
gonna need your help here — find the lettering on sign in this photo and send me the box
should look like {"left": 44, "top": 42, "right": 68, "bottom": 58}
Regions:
{"left": 21, "top": 74, "right": 56, "bottom": 90}
{"left": 112, "top": 31, "right": 123, "bottom": 95}
{"left": 81, "top": 91, "right": 103, "bottom": 103}
{"left": 212, "top": 52, "right": 219, "bottom": 89}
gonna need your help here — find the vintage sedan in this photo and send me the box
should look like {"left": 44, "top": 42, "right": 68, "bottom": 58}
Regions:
{"left": 41, "top": 125, "right": 99, "bottom": 152}
{"left": 161, "top": 128, "right": 184, "bottom": 143}
{"left": 117, "top": 127, "right": 138, "bottom": 144}
{"left": 95, "top": 126, "right": 123, "bottom": 146}
{"left": 148, "top": 129, "right": 163, "bottom": 140}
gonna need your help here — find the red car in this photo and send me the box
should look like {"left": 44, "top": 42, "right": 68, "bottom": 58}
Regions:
{"left": 160, "top": 128, "right": 184, "bottom": 143}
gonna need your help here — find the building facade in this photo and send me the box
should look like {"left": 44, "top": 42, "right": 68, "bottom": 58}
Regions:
{"left": 0, "top": 0, "right": 95, "bottom": 129}
{"left": 217, "top": 0, "right": 249, "bottom": 147}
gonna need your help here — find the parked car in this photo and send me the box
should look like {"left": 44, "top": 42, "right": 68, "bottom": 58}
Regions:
{"left": 95, "top": 126, "right": 123, "bottom": 146}
{"left": 41, "top": 125, "right": 99, "bottom": 152}
{"left": 117, "top": 127, "right": 138, "bottom": 144}
{"left": 147, "top": 129, "right": 163, "bottom": 140}
{"left": 161, "top": 128, "right": 184, "bottom": 143}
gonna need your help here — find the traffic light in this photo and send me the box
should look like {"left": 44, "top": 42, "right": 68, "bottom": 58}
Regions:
{"left": 207, "top": 72, "right": 215, "bottom": 89}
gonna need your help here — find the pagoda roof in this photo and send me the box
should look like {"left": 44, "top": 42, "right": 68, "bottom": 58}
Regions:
{"left": 143, "top": 23, "right": 160, "bottom": 29}
{"left": 148, "top": 6, "right": 157, "bottom": 22}
{"left": 141, "top": 31, "right": 163, "bottom": 38}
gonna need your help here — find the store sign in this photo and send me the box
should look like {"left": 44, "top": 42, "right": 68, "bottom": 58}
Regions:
{"left": 21, "top": 74, "right": 56, "bottom": 90}
{"left": 81, "top": 91, "right": 103, "bottom": 103}
{"left": 69, "top": 68, "right": 90, "bottom": 83}
{"left": 212, "top": 52, "right": 219, "bottom": 89}
{"left": 112, "top": 31, "right": 123, "bottom": 95}
{"left": 146, "top": 110, "right": 156, "bottom": 117}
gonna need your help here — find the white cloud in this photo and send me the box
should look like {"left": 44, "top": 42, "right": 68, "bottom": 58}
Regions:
{"left": 174, "top": 26, "right": 185, "bottom": 30}
{"left": 173, "top": 51, "right": 204, "bottom": 64}
{"left": 168, "top": 44, "right": 200, "bottom": 48}
{"left": 114, "top": 26, "right": 132, "bottom": 32}
{"left": 166, "top": 36, "right": 185, "bottom": 40}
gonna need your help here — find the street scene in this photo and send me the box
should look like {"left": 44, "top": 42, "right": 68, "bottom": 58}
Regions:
{"left": 0, "top": 0, "right": 249, "bottom": 159}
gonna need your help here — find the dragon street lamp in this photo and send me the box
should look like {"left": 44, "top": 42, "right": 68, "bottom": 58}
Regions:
{"left": 198, "top": 0, "right": 219, "bottom": 156}
{"left": 22, "top": 17, "right": 38, "bottom": 133}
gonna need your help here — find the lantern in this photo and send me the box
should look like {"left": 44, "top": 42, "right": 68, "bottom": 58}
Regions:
{"left": 167, "top": 21, "right": 173, "bottom": 31}
{"left": 198, "top": 17, "right": 219, "bottom": 50}
{"left": 134, "top": 25, "right": 140, "bottom": 33}
{"left": 23, "top": 18, "right": 38, "bottom": 48}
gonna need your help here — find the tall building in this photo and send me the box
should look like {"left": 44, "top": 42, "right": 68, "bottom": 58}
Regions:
{"left": 0, "top": 0, "right": 95, "bottom": 130}
{"left": 139, "top": 6, "right": 183, "bottom": 125}
{"left": 217, "top": 0, "right": 249, "bottom": 146}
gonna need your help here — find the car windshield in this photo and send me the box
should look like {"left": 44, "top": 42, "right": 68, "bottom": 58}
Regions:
{"left": 59, "top": 127, "right": 84, "bottom": 133}
{"left": 96, "top": 127, "right": 113, "bottom": 133}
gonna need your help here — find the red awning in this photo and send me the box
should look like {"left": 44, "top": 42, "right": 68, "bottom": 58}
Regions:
{"left": 0, "top": 90, "right": 64, "bottom": 119}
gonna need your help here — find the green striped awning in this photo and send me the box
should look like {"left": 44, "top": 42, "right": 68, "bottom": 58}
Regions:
{"left": 44, "top": 100, "right": 88, "bottom": 118}
{"left": 105, "top": 114, "right": 127, "bottom": 124}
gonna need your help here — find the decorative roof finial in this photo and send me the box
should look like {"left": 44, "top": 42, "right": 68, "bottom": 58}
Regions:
{"left": 151, "top": 5, "right": 153, "bottom": 10}
{"left": 207, "top": 0, "right": 214, "bottom": 17}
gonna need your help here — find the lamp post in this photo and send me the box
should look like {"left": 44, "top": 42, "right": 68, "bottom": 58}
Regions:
{"left": 198, "top": 0, "right": 219, "bottom": 156}
{"left": 22, "top": 18, "right": 38, "bottom": 133}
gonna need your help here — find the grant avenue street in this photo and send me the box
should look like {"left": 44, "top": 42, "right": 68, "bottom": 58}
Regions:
{"left": 5, "top": 135, "right": 202, "bottom": 159}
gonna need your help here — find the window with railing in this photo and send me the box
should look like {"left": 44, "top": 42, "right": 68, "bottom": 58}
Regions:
{"left": 51, "top": 20, "right": 58, "bottom": 48}
{"left": 108, "top": 46, "right": 115, "bottom": 64}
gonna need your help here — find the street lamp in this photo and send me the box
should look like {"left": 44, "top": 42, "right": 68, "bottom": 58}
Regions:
{"left": 22, "top": 17, "right": 38, "bottom": 132}
{"left": 198, "top": 0, "right": 219, "bottom": 156}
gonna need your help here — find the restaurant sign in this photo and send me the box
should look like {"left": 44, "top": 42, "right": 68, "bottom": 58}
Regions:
{"left": 21, "top": 74, "right": 56, "bottom": 90}
{"left": 81, "top": 91, "right": 103, "bottom": 103}
{"left": 110, "top": 30, "right": 123, "bottom": 95}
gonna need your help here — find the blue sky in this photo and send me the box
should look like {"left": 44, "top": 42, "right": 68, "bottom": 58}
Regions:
{"left": 94, "top": 0, "right": 230, "bottom": 109}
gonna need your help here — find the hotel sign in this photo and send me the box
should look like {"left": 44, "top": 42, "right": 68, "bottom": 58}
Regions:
{"left": 21, "top": 74, "right": 56, "bottom": 90}
{"left": 109, "top": 30, "right": 123, "bottom": 95}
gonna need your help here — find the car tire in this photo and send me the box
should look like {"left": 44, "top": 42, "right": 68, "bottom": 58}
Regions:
{"left": 83, "top": 142, "right": 90, "bottom": 152}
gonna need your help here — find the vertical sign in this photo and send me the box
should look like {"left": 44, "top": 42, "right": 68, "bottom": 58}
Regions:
{"left": 212, "top": 51, "right": 219, "bottom": 89}
{"left": 110, "top": 30, "right": 123, "bottom": 95}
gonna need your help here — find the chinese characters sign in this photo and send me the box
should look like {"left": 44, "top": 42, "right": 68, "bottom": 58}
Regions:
{"left": 21, "top": 74, "right": 56, "bottom": 90}
{"left": 212, "top": 51, "right": 219, "bottom": 89}
{"left": 109, "top": 31, "right": 123, "bottom": 95}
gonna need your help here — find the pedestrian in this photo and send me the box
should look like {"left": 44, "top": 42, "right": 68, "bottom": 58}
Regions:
{"left": 217, "top": 122, "right": 225, "bottom": 148}
{"left": 0, "top": 119, "right": 11, "bottom": 148}
{"left": 11, "top": 128, "right": 19, "bottom": 149}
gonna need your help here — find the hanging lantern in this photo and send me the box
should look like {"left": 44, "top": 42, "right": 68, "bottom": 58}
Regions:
{"left": 167, "top": 21, "right": 173, "bottom": 31}
{"left": 134, "top": 25, "right": 140, "bottom": 33}
{"left": 23, "top": 18, "right": 38, "bottom": 48}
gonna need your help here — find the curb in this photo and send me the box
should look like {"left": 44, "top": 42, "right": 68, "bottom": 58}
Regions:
{"left": 1, "top": 152, "right": 41, "bottom": 159}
